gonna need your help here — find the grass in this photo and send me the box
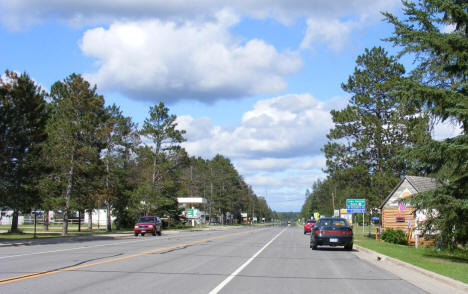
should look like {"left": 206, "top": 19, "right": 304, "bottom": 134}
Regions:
{"left": 353, "top": 225, "right": 468, "bottom": 284}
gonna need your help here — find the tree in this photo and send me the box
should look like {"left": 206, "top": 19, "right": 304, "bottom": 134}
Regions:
{"left": 102, "top": 104, "right": 139, "bottom": 231}
{"left": 45, "top": 74, "right": 106, "bottom": 235}
{"left": 322, "top": 47, "right": 429, "bottom": 208}
{"left": 137, "top": 102, "right": 186, "bottom": 219}
{"left": 0, "top": 71, "right": 48, "bottom": 232}
{"left": 384, "top": 0, "right": 468, "bottom": 248}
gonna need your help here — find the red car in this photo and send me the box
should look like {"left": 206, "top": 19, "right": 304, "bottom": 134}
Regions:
{"left": 134, "top": 216, "right": 162, "bottom": 236}
{"left": 303, "top": 219, "right": 316, "bottom": 234}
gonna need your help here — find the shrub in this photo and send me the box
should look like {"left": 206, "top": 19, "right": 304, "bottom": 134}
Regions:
{"left": 381, "top": 228, "right": 408, "bottom": 245}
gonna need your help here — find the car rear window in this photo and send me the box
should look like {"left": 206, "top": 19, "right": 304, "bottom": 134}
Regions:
{"left": 138, "top": 217, "right": 155, "bottom": 222}
{"left": 306, "top": 220, "right": 316, "bottom": 224}
{"left": 318, "top": 219, "right": 347, "bottom": 227}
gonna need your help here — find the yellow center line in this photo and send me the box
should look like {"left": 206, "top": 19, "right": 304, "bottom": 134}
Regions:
{"left": 0, "top": 229, "right": 255, "bottom": 285}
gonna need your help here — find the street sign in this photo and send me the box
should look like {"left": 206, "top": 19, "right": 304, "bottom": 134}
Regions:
{"left": 187, "top": 209, "right": 194, "bottom": 217}
{"left": 346, "top": 199, "right": 366, "bottom": 213}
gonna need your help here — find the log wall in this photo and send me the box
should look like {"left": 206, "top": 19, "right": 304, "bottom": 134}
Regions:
{"left": 382, "top": 207, "right": 415, "bottom": 233}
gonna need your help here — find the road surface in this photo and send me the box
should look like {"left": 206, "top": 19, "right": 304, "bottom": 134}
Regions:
{"left": 0, "top": 226, "right": 426, "bottom": 293}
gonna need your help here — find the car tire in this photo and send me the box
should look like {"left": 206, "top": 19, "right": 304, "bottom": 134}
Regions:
{"left": 304, "top": 231, "right": 306, "bottom": 235}
{"left": 141, "top": 233, "right": 145, "bottom": 236}
{"left": 345, "top": 243, "right": 353, "bottom": 251}
{"left": 134, "top": 232, "right": 138, "bottom": 236}
{"left": 152, "top": 230, "right": 156, "bottom": 236}
{"left": 157, "top": 230, "right": 162, "bottom": 236}
{"left": 311, "top": 243, "right": 317, "bottom": 250}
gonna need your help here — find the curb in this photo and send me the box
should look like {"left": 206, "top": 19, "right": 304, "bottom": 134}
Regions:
{"left": 354, "top": 244, "right": 468, "bottom": 293}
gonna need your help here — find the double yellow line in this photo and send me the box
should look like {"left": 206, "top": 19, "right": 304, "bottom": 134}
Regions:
{"left": 0, "top": 229, "right": 252, "bottom": 285}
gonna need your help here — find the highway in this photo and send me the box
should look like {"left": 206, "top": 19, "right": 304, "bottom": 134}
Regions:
{"left": 0, "top": 226, "right": 426, "bottom": 293}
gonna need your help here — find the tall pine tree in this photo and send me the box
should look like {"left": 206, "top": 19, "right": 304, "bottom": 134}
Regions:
{"left": 0, "top": 71, "right": 48, "bottom": 232}
{"left": 384, "top": 0, "right": 468, "bottom": 248}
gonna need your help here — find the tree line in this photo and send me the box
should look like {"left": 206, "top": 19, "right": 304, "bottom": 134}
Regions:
{"left": 0, "top": 73, "right": 274, "bottom": 235}
{"left": 300, "top": 0, "right": 467, "bottom": 249}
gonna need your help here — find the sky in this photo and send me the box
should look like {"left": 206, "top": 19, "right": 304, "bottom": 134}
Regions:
{"left": 0, "top": 0, "right": 462, "bottom": 212}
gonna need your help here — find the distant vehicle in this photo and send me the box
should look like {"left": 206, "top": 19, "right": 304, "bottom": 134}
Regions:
{"left": 303, "top": 219, "right": 316, "bottom": 234}
{"left": 134, "top": 216, "right": 162, "bottom": 236}
{"left": 287, "top": 221, "right": 291, "bottom": 226}
{"left": 310, "top": 217, "right": 353, "bottom": 250}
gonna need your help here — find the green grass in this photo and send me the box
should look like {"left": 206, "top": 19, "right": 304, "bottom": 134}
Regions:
{"left": 353, "top": 225, "right": 468, "bottom": 284}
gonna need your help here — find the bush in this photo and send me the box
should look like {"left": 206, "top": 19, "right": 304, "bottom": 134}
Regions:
{"left": 381, "top": 228, "right": 408, "bottom": 245}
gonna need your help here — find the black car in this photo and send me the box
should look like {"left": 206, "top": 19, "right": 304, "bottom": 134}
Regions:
{"left": 310, "top": 217, "right": 353, "bottom": 250}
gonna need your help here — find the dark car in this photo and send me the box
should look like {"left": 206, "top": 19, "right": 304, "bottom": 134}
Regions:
{"left": 310, "top": 217, "right": 353, "bottom": 250}
{"left": 134, "top": 216, "right": 162, "bottom": 236}
{"left": 303, "top": 219, "right": 316, "bottom": 234}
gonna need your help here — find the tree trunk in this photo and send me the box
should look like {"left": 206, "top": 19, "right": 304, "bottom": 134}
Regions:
{"left": 11, "top": 208, "right": 19, "bottom": 232}
{"left": 87, "top": 210, "right": 93, "bottom": 230}
{"left": 43, "top": 211, "right": 49, "bottom": 231}
{"left": 62, "top": 157, "right": 74, "bottom": 236}
{"left": 62, "top": 208, "right": 69, "bottom": 236}
{"left": 106, "top": 201, "right": 111, "bottom": 232}
{"left": 106, "top": 157, "right": 112, "bottom": 232}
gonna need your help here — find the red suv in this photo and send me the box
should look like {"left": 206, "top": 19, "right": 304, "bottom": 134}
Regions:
{"left": 134, "top": 216, "right": 162, "bottom": 236}
{"left": 304, "top": 219, "right": 316, "bottom": 234}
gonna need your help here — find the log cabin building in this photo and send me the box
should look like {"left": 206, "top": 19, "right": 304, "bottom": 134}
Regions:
{"left": 379, "top": 175, "right": 439, "bottom": 235}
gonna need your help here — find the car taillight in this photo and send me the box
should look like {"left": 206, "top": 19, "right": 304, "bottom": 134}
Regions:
{"left": 134, "top": 226, "right": 138, "bottom": 229}
{"left": 314, "top": 229, "right": 320, "bottom": 234}
{"left": 345, "top": 230, "right": 353, "bottom": 236}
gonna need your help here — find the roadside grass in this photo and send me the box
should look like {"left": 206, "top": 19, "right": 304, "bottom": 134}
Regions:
{"left": 0, "top": 224, "right": 133, "bottom": 240}
{"left": 353, "top": 225, "right": 468, "bottom": 284}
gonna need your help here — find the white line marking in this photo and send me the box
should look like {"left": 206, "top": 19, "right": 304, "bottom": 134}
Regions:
{"left": 208, "top": 228, "right": 285, "bottom": 294}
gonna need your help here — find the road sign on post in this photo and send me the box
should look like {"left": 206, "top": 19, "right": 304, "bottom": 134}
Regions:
{"left": 346, "top": 199, "right": 366, "bottom": 213}
{"left": 187, "top": 209, "right": 194, "bottom": 218}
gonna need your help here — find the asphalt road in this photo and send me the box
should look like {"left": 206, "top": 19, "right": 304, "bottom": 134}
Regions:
{"left": 0, "top": 226, "right": 426, "bottom": 294}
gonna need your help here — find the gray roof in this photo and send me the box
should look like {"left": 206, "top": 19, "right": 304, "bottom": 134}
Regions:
{"left": 379, "top": 175, "right": 440, "bottom": 209}
{"left": 405, "top": 176, "right": 439, "bottom": 193}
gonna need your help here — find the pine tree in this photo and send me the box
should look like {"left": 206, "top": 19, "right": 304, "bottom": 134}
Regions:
{"left": 323, "top": 47, "right": 429, "bottom": 208}
{"left": 384, "top": 0, "right": 468, "bottom": 248}
{"left": 137, "top": 102, "right": 186, "bottom": 219}
{"left": 45, "top": 74, "right": 106, "bottom": 235}
{"left": 0, "top": 71, "right": 48, "bottom": 232}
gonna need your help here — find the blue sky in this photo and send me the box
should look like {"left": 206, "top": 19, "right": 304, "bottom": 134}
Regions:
{"left": 0, "top": 1, "right": 460, "bottom": 212}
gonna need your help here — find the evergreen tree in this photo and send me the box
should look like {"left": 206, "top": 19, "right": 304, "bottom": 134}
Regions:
{"left": 384, "top": 0, "right": 468, "bottom": 248}
{"left": 137, "top": 102, "right": 187, "bottom": 219}
{"left": 45, "top": 74, "right": 106, "bottom": 235}
{"left": 323, "top": 47, "right": 429, "bottom": 208}
{"left": 0, "top": 71, "right": 48, "bottom": 232}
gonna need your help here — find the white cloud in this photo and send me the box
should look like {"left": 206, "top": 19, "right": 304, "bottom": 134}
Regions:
{"left": 432, "top": 119, "right": 463, "bottom": 141}
{"left": 176, "top": 93, "right": 344, "bottom": 211}
{"left": 80, "top": 15, "right": 302, "bottom": 103}
{"left": 0, "top": 0, "right": 401, "bottom": 30}
{"left": 177, "top": 93, "right": 336, "bottom": 159}
{"left": 300, "top": 18, "right": 357, "bottom": 51}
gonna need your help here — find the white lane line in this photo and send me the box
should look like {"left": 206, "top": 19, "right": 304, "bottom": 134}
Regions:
{"left": 0, "top": 230, "right": 231, "bottom": 260}
{"left": 208, "top": 228, "right": 285, "bottom": 294}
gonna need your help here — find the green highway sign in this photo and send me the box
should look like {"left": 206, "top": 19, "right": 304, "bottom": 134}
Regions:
{"left": 187, "top": 209, "right": 194, "bottom": 217}
{"left": 346, "top": 199, "right": 366, "bottom": 213}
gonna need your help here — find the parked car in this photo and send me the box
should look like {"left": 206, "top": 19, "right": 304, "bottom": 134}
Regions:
{"left": 303, "top": 219, "right": 316, "bottom": 234}
{"left": 134, "top": 216, "right": 162, "bottom": 236}
{"left": 310, "top": 217, "right": 353, "bottom": 250}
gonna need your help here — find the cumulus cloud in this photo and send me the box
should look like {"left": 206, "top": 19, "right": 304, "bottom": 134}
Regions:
{"left": 80, "top": 15, "right": 302, "bottom": 103}
{"left": 432, "top": 119, "right": 463, "bottom": 141}
{"left": 177, "top": 93, "right": 335, "bottom": 159}
{"left": 300, "top": 18, "right": 358, "bottom": 51}
{"left": 0, "top": 0, "right": 401, "bottom": 30}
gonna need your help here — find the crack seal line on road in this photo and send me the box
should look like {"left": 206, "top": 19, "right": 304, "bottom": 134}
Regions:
{"left": 0, "top": 229, "right": 259, "bottom": 286}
